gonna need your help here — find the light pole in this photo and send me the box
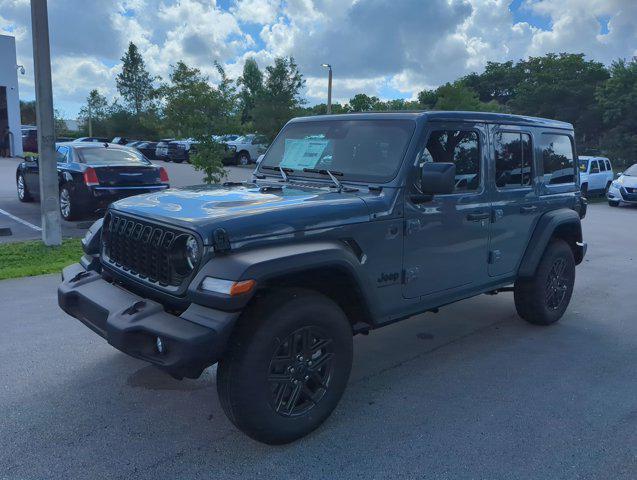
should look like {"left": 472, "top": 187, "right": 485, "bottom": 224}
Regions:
{"left": 31, "top": 0, "right": 62, "bottom": 246}
{"left": 321, "top": 63, "right": 332, "bottom": 114}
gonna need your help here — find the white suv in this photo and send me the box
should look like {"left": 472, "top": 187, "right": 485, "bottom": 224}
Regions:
{"left": 607, "top": 163, "right": 637, "bottom": 207}
{"left": 579, "top": 156, "right": 614, "bottom": 197}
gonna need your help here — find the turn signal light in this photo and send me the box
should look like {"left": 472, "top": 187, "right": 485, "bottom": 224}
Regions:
{"left": 159, "top": 167, "right": 170, "bottom": 184}
{"left": 201, "top": 277, "right": 256, "bottom": 296}
{"left": 83, "top": 167, "right": 99, "bottom": 186}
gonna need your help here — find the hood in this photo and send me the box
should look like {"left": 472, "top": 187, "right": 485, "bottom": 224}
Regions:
{"left": 617, "top": 174, "right": 637, "bottom": 188}
{"left": 110, "top": 183, "right": 375, "bottom": 245}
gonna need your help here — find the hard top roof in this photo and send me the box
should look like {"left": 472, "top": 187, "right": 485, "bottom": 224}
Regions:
{"left": 290, "top": 110, "right": 573, "bottom": 130}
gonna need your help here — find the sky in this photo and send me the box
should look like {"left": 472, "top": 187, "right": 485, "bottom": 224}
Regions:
{"left": 1, "top": 0, "right": 636, "bottom": 118}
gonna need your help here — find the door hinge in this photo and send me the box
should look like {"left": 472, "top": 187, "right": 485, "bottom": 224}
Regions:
{"left": 403, "top": 266, "right": 420, "bottom": 284}
{"left": 488, "top": 250, "right": 502, "bottom": 264}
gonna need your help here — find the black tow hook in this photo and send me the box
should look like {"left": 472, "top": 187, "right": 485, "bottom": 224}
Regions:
{"left": 123, "top": 301, "right": 146, "bottom": 315}
{"left": 70, "top": 271, "right": 92, "bottom": 283}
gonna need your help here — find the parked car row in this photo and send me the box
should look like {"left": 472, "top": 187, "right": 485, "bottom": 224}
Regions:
{"left": 19, "top": 128, "right": 270, "bottom": 166}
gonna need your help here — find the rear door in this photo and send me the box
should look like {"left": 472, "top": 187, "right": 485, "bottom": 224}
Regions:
{"left": 402, "top": 122, "right": 491, "bottom": 299}
{"left": 488, "top": 125, "right": 540, "bottom": 277}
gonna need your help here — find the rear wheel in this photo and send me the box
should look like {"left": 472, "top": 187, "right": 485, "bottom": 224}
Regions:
{"left": 217, "top": 289, "right": 353, "bottom": 444}
{"left": 59, "top": 184, "right": 82, "bottom": 221}
{"left": 514, "top": 239, "right": 575, "bottom": 326}
{"left": 16, "top": 174, "right": 33, "bottom": 202}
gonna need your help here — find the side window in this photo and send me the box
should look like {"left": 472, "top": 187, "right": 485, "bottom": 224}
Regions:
{"left": 606, "top": 160, "right": 611, "bottom": 170}
{"left": 419, "top": 129, "right": 481, "bottom": 193}
{"left": 494, "top": 131, "right": 533, "bottom": 188}
{"left": 590, "top": 160, "right": 600, "bottom": 174}
{"left": 541, "top": 134, "right": 576, "bottom": 185}
{"left": 598, "top": 159, "right": 607, "bottom": 172}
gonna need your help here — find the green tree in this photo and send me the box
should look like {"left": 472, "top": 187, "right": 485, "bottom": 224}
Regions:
{"left": 116, "top": 42, "right": 156, "bottom": 117}
{"left": 431, "top": 82, "right": 505, "bottom": 112}
{"left": 252, "top": 57, "right": 305, "bottom": 140}
{"left": 20, "top": 100, "right": 37, "bottom": 125}
{"left": 349, "top": 93, "right": 380, "bottom": 112}
{"left": 461, "top": 61, "right": 521, "bottom": 104}
{"left": 508, "top": 53, "right": 609, "bottom": 147}
{"left": 78, "top": 89, "right": 109, "bottom": 134}
{"left": 595, "top": 58, "right": 637, "bottom": 169}
{"left": 238, "top": 58, "right": 264, "bottom": 124}
{"left": 417, "top": 90, "right": 438, "bottom": 109}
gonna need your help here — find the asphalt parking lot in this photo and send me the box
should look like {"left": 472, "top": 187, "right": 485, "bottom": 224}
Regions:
{"left": 1, "top": 203, "right": 636, "bottom": 479}
{"left": 0, "top": 157, "right": 254, "bottom": 243}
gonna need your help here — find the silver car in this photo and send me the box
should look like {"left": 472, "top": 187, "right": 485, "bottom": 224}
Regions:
{"left": 226, "top": 134, "right": 269, "bottom": 165}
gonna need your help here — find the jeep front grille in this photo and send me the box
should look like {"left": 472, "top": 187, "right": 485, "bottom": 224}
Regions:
{"left": 102, "top": 212, "right": 188, "bottom": 287}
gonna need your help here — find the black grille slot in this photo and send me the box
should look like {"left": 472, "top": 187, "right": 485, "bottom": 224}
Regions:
{"left": 103, "top": 213, "right": 186, "bottom": 287}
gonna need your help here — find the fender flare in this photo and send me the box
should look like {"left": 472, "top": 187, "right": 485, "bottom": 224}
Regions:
{"left": 517, "top": 208, "right": 584, "bottom": 278}
{"left": 187, "top": 240, "right": 378, "bottom": 316}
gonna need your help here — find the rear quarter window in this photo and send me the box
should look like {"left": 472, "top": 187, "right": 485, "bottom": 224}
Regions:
{"left": 540, "top": 133, "right": 576, "bottom": 185}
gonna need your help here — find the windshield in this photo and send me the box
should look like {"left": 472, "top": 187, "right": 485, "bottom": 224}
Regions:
{"left": 624, "top": 164, "right": 637, "bottom": 176}
{"left": 234, "top": 136, "right": 248, "bottom": 143}
{"left": 77, "top": 147, "right": 151, "bottom": 165}
{"left": 259, "top": 119, "right": 415, "bottom": 182}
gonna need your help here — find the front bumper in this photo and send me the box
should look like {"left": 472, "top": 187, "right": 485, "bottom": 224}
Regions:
{"left": 58, "top": 263, "right": 240, "bottom": 378}
{"left": 608, "top": 184, "right": 637, "bottom": 204}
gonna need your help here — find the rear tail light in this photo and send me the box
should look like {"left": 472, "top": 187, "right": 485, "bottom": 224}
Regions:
{"left": 159, "top": 167, "right": 169, "bottom": 184}
{"left": 83, "top": 167, "right": 100, "bottom": 186}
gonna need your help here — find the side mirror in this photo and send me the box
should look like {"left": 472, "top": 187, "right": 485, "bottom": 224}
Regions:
{"left": 421, "top": 162, "right": 456, "bottom": 195}
{"left": 616, "top": 172, "right": 623, "bottom": 178}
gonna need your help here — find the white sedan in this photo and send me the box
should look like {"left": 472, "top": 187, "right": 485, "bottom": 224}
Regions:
{"left": 607, "top": 163, "right": 637, "bottom": 207}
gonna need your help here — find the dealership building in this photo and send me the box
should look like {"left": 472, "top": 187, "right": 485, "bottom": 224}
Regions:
{"left": 0, "top": 34, "right": 23, "bottom": 157}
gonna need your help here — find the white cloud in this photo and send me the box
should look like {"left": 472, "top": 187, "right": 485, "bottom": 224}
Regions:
{"left": 1, "top": 0, "right": 636, "bottom": 116}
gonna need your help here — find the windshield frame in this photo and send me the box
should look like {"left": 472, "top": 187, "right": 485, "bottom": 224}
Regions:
{"left": 256, "top": 118, "right": 417, "bottom": 184}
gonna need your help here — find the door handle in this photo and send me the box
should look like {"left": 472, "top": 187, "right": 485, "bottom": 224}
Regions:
{"left": 466, "top": 212, "right": 491, "bottom": 222}
{"left": 520, "top": 205, "right": 538, "bottom": 214}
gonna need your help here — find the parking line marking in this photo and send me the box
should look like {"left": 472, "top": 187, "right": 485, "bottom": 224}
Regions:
{"left": 0, "top": 208, "right": 42, "bottom": 232}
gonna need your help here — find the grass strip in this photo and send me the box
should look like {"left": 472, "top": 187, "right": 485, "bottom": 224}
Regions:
{"left": 0, "top": 238, "right": 82, "bottom": 280}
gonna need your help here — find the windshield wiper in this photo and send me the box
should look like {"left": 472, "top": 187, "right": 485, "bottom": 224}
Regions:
{"left": 303, "top": 168, "right": 358, "bottom": 192}
{"left": 261, "top": 165, "right": 294, "bottom": 182}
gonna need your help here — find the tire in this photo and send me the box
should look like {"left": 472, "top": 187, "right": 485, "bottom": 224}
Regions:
{"left": 16, "top": 174, "right": 33, "bottom": 202}
{"left": 514, "top": 239, "right": 575, "bottom": 326}
{"left": 59, "top": 184, "right": 82, "bottom": 221}
{"left": 608, "top": 200, "right": 620, "bottom": 207}
{"left": 580, "top": 183, "right": 588, "bottom": 197}
{"left": 237, "top": 151, "right": 250, "bottom": 166}
{"left": 217, "top": 289, "right": 353, "bottom": 444}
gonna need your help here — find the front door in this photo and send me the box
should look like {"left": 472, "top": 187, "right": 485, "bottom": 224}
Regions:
{"left": 402, "top": 123, "right": 491, "bottom": 299}
{"left": 488, "top": 125, "right": 541, "bottom": 277}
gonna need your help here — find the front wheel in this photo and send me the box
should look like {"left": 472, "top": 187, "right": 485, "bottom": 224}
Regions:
{"left": 217, "top": 289, "right": 353, "bottom": 444}
{"left": 237, "top": 152, "right": 250, "bottom": 166}
{"left": 514, "top": 239, "right": 575, "bottom": 326}
{"left": 17, "top": 174, "right": 33, "bottom": 202}
{"left": 608, "top": 200, "right": 620, "bottom": 207}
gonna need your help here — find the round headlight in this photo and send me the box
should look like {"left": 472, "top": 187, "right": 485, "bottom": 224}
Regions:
{"left": 171, "top": 234, "right": 201, "bottom": 275}
{"left": 186, "top": 235, "right": 200, "bottom": 269}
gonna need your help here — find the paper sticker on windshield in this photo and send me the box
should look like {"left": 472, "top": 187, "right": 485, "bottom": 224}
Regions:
{"left": 280, "top": 139, "right": 329, "bottom": 170}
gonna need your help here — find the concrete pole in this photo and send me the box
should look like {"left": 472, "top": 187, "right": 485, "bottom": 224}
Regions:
{"left": 30, "top": 0, "right": 61, "bottom": 245}
{"left": 327, "top": 67, "right": 333, "bottom": 115}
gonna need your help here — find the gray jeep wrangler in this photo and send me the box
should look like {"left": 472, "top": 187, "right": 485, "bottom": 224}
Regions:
{"left": 58, "top": 112, "right": 587, "bottom": 444}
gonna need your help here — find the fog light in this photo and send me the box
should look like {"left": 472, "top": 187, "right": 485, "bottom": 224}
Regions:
{"left": 156, "top": 336, "right": 165, "bottom": 354}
